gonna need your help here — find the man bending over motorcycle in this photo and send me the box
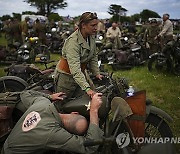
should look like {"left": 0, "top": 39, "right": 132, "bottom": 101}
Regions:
{"left": 2, "top": 90, "right": 103, "bottom": 154}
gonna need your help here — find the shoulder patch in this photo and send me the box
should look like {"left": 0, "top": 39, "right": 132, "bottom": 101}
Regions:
{"left": 22, "top": 111, "right": 41, "bottom": 132}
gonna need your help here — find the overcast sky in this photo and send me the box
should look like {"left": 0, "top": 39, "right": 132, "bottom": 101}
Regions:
{"left": 0, "top": 0, "right": 180, "bottom": 19}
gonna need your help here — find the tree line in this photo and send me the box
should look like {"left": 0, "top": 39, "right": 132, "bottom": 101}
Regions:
{"left": 0, "top": 1, "right": 160, "bottom": 23}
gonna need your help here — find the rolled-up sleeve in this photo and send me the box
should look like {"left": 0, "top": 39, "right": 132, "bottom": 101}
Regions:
{"left": 46, "top": 124, "right": 103, "bottom": 154}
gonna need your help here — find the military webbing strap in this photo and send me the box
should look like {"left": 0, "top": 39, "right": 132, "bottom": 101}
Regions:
{"left": 58, "top": 57, "right": 87, "bottom": 74}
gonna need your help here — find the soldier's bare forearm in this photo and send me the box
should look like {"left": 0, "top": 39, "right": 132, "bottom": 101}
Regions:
{"left": 90, "top": 110, "right": 99, "bottom": 126}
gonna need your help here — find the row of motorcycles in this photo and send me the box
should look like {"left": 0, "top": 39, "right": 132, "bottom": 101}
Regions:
{"left": 96, "top": 33, "right": 149, "bottom": 70}
{"left": 0, "top": 27, "right": 72, "bottom": 64}
{"left": 96, "top": 32, "right": 180, "bottom": 76}
{"left": 0, "top": 59, "right": 176, "bottom": 153}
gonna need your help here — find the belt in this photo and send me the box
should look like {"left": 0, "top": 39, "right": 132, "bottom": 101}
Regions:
{"left": 57, "top": 57, "right": 87, "bottom": 74}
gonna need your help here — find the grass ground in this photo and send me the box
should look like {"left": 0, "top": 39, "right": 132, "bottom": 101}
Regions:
{"left": 0, "top": 33, "right": 180, "bottom": 152}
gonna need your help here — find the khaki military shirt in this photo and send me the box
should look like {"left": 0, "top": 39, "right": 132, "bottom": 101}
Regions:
{"left": 2, "top": 90, "right": 103, "bottom": 154}
{"left": 106, "top": 27, "right": 122, "bottom": 38}
{"left": 159, "top": 19, "right": 173, "bottom": 37}
{"left": 21, "top": 20, "right": 28, "bottom": 36}
{"left": 57, "top": 29, "right": 100, "bottom": 91}
{"left": 144, "top": 25, "right": 161, "bottom": 44}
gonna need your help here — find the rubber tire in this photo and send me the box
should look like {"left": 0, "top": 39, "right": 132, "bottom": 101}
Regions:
{"left": 0, "top": 80, "right": 26, "bottom": 92}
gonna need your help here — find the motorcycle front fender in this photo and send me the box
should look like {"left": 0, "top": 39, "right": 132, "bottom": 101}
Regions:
{"left": 0, "top": 76, "right": 28, "bottom": 88}
{"left": 146, "top": 105, "right": 173, "bottom": 123}
{"left": 149, "top": 52, "right": 164, "bottom": 59}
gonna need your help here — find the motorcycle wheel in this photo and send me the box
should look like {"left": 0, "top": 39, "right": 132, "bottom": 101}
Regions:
{"left": 145, "top": 113, "right": 173, "bottom": 138}
{"left": 148, "top": 56, "right": 170, "bottom": 73}
{"left": 173, "top": 64, "right": 180, "bottom": 76}
{"left": 111, "top": 113, "right": 173, "bottom": 154}
{"left": 0, "top": 79, "right": 26, "bottom": 92}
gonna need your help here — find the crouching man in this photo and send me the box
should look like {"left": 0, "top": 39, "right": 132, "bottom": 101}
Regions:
{"left": 1, "top": 90, "right": 103, "bottom": 154}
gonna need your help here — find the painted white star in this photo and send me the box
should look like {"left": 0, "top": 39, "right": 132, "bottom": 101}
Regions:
{"left": 85, "top": 101, "right": 91, "bottom": 111}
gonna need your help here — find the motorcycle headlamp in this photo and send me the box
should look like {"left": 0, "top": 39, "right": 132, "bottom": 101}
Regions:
{"left": 98, "top": 35, "right": 103, "bottom": 40}
{"left": 24, "top": 50, "right": 30, "bottom": 54}
{"left": 29, "top": 37, "right": 39, "bottom": 42}
{"left": 124, "top": 37, "right": 128, "bottom": 41}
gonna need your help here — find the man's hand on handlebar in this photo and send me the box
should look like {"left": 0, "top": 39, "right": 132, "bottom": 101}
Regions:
{"left": 96, "top": 74, "right": 104, "bottom": 80}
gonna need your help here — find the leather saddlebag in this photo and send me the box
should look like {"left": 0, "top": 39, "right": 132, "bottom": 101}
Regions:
{"left": 125, "top": 90, "right": 146, "bottom": 138}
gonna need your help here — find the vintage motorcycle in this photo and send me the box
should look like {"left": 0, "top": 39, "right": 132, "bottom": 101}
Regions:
{"left": 148, "top": 34, "right": 180, "bottom": 75}
{"left": 0, "top": 43, "right": 31, "bottom": 64}
{"left": 18, "top": 36, "right": 51, "bottom": 63}
{"left": 99, "top": 39, "right": 148, "bottom": 70}
{"left": 46, "top": 28, "right": 64, "bottom": 54}
{"left": 0, "top": 73, "right": 174, "bottom": 154}
{"left": 0, "top": 61, "right": 56, "bottom": 93}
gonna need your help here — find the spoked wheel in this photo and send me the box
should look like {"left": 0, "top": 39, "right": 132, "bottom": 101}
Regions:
{"left": 145, "top": 114, "right": 173, "bottom": 138}
{"left": 148, "top": 56, "right": 171, "bottom": 73}
{"left": 173, "top": 64, "right": 180, "bottom": 76}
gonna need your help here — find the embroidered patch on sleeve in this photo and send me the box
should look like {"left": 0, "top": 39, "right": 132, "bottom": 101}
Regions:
{"left": 22, "top": 111, "right": 41, "bottom": 132}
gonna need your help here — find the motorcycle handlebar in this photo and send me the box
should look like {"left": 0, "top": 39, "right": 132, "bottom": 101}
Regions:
{"left": 100, "top": 84, "right": 114, "bottom": 94}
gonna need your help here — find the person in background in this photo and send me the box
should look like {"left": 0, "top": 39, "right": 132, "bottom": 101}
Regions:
{"left": 11, "top": 18, "right": 22, "bottom": 44}
{"left": 33, "top": 18, "right": 47, "bottom": 44}
{"left": 144, "top": 19, "right": 161, "bottom": 54}
{"left": 155, "top": 13, "right": 173, "bottom": 46}
{"left": 105, "top": 22, "right": 123, "bottom": 49}
{"left": 3, "top": 19, "right": 13, "bottom": 47}
{"left": 97, "top": 19, "right": 105, "bottom": 34}
{"left": 21, "top": 16, "right": 30, "bottom": 43}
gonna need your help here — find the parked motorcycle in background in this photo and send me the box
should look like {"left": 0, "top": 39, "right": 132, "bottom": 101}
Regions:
{"left": 18, "top": 36, "right": 50, "bottom": 63}
{"left": 46, "top": 28, "right": 64, "bottom": 54}
{"left": 0, "top": 42, "right": 30, "bottom": 64}
{"left": 148, "top": 34, "right": 180, "bottom": 75}
{"left": 104, "top": 36, "right": 149, "bottom": 70}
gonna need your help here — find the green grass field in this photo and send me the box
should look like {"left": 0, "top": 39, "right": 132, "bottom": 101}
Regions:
{"left": 0, "top": 34, "right": 180, "bottom": 152}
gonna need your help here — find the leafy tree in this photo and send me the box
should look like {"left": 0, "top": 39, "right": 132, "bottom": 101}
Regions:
{"left": 48, "top": 13, "right": 62, "bottom": 22}
{"left": 24, "top": 0, "right": 67, "bottom": 16}
{"left": 140, "top": 9, "right": 160, "bottom": 21}
{"left": 131, "top": 14, "right": 141, "bottom": 22}
{"left": 0, "top": 15, "right": 12, "bottom": 21}
{"left": 108, "top": 4, "right": 127, "bottom": 22}
{"left": 22, "top": 11, "right": 38, "bottom": 15}
{"left": 12, "top": 13, "right": 21, "bottom": 21}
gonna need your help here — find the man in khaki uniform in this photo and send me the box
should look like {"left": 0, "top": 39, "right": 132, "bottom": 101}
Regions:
{"left": 21, "top": 16, "right": 30, "bottom": 43}
{"left": 97, "top": 20, "right": 105, "bottom": 34}
{"left": 11, "top": 18, "right": 22, "bottom": 43}
{"left": 33, "top": 19, "right": 47, "bottom": 44}
{"left": 2, "top": 90, "right": 103, "bottom": 154}
{"left": 3, "top": 19, "right": 13, "bottom": 47}
{"left": 144, "top": 19, "right": 161, "bottom": 54}
{"left": 55, "top": 12, "right": 103, "bottom": 99}
{"left": 156, "top": 13, "right": 173, "bottom": 45}
{"left": 105, "top": 22, "right": 122, "bottom": 49}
